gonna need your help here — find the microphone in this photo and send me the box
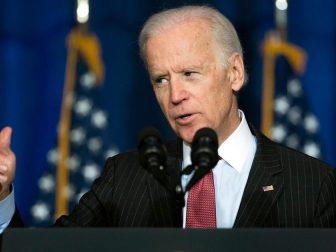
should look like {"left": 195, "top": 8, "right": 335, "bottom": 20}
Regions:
{"left": 191, "top": 127, "right": 219, "bottom": 171}
{"left": 185, "top": 127, "right": 219, "bottom": 191}
{"left": 138, "top": 127, "right": 180, "bottom": 200}
{"left": 138, "top": 127, "right": 167, "bottom": 173}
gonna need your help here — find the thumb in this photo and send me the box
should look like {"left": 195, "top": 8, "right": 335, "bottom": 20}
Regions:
{"left": 0, "top": 127, "right": 12, "bottom": 148}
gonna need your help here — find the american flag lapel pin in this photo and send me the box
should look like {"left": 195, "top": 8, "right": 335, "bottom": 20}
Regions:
{"left": 262, "top": 185, "right": 274, "bottom": 192}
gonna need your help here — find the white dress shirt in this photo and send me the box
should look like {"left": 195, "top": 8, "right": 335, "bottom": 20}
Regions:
{"left": 181, "top": 110, "right": 256, "bottom": 228}
{"left": 0, "top": 187, "right": 15, "bottom": 233}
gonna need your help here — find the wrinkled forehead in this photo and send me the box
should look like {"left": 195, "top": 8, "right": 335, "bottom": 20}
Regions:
{"left": 144, "top": 18, "right": 220, "bottom": 63}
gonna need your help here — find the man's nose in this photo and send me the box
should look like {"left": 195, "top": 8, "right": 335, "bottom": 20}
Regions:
{"left": 170, "top": 79, "right": 188, "bottom": 105}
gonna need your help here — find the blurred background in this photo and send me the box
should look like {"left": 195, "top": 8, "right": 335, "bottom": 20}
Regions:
{"left": 0, "top": 0, "right": 335, "bottom": 226}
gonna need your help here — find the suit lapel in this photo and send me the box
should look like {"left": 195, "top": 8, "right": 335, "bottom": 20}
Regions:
{"left": 147, "top": 139, "right": 183, "bottom": 227}
{"left": 234, "top": 128, "right": 284, "bottom": 227}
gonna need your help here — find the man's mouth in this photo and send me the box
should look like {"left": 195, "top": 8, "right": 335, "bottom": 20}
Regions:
{"left": 175, "top": 113, "right": 195, "bottom": 125}
{"left": 179, "top": 114, "right": 192, "bottom": 119}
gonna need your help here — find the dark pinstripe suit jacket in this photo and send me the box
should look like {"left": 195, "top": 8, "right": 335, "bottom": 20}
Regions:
{"left": 54, "top": 127, "right": 336, "bottom": 228}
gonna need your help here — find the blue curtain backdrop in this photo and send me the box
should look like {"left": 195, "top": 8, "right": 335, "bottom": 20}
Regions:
{"left": 0, "top": 0, "right": 335, "bottom": 224}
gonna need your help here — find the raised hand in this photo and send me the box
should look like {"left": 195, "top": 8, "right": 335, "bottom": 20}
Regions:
{"left": 0, "top": 127, "right": 16, "bottom": 201}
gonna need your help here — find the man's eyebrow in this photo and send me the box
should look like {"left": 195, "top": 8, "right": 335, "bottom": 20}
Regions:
{"left": 149, "top": 70, "right": 167, "bottom": 76}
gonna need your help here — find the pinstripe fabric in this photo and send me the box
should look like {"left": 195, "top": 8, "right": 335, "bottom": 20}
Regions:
{"left": 54, "top": 126, "right": 336, "bottom": 228}
{"left": 234, "top": 127, "right": 336, "bottom": 227}
{"left": 54, "top": 141, "right": 183, "bottom": 227}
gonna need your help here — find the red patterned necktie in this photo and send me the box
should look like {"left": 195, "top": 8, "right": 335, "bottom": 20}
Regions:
{"left": 186, "top": 170, "right": 216, "bottom": 228}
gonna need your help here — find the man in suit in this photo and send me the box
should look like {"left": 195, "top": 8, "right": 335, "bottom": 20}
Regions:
{"left": 0, "top": 5, "right": 335, "bottom": 230}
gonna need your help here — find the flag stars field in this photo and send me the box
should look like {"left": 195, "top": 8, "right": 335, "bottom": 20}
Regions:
{"left": 272, "top": 124, "right": 287, "bottom": 142}
{"left": 82, "top": 163, "right": 100, "bottom": 182}
{"left": 272, "top": 77, "right": 322, "bottom": 159}
{"left": 67, "top": 155, "right": 81, "bottom": 172}
{"left": 91, "top": 110, "right": 107, "bottom": 128}
{"left": 287, "top": 78, "right": 302, "bottom": 97}
{"left": 47, "top": 149, "right": 58, "bottom": 165}
{"left": 287, "top": 106, "right": 302, "bottom": 125}
{"left": 74, "top": 97, "right": 93, "bottom": 117}
{"left": 70, "top": 127, "right": 86, "bottom": 145}
{"left": 303, "top": 142, "right": 321, "bottom": 158}
{"left": 87, "top": 137, "right": 103, "bottom": 153}
{"left": 274, "top": 96, "right": 290, "bottom": 115}
{"left": 285, "top": 134, "right": 299, "bottom": 149}
{"left": 38, "top": 174, "right": 55, "bottom": 193}
{"left": 304, "top": 114, "right": 319, "bottom": 134}
{"left": 80, "top": 72, "right": 96, "bottom": 89}
{"left": 104, "top": 147, "right": 119, "bottom": 159}
{"left": 31, "top": 202, "right": 50, "bottom": 222}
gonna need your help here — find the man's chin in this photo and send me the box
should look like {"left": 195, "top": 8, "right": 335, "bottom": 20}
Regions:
{"left": 176, "top": 128, "right": 199, "bottom": 144}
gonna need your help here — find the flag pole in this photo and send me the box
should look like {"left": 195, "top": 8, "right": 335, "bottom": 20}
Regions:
{"left": 261, "top": 0, "right": 306, "bottom": 138}
{"left": 55, "top": 0, "right": 104, "bottom": 219}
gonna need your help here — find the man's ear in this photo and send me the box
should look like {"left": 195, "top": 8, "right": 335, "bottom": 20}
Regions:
{"left": 227, "top": 53, "right": 245, "bottom": 92}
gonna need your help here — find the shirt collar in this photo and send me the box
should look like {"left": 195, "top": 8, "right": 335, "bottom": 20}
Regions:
{"left": 182, "top": 141, "right": 192, "bottom": 169}
{"left": 182, "top": 110, "right": 254, "bottom": 173}
{"left": 218, "top": 110, "right": 254, "bottom": 173}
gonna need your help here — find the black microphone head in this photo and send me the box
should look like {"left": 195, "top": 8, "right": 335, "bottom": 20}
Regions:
{"left": 137, "top": 127, "right": 162, "bottom": 147}
{"left": 138, "top": 127, "right": 167, "bottom": 171}
{"left": 192, "top": 127, "right": 218, "bottom": 144}
{"left": 191, "top": 127, "right": 218, "bottom": 170}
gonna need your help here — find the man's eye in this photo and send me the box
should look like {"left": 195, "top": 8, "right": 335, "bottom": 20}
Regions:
{"left": 154, "top": 77, "right": 168, "bottom": 85}
{"left": 184, "top": 71, "right": 196, "bottom": 77}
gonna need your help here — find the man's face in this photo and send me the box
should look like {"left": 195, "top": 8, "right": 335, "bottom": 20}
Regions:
{"left": 145, "top": 19, "right": 244, "bottom": 144}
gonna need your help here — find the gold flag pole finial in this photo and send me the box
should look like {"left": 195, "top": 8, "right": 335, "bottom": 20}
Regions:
{"left": 55, "top": 0, "right": 105, "bottom": 219}
{"left": 261, "top": 0, "right": 307, "bottom": 138}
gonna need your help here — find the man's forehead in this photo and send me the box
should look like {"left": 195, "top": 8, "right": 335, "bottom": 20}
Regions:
{"left": 146, "top": 23, "right": 214, "bottom": 56}
{"left": 147, "top": 62, "right": 206, "bottom": 75}
{"left": 157, "top": 16, "right": 211, "bottom": 32}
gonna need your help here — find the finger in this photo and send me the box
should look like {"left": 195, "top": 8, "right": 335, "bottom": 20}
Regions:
{"left": 0, "top": 127, "right": 12, "bottom": 149}
{"left": 0, "top": 150, "right": 14, "bottom": 165}
{"left": 0, "top": 147, "right": 10, "bottom": 156}
{"left": 0, "top": 164, "right": 8, "bottom": 174}
{"left": 0, "top": 174, "right": 9, "bottom": 184}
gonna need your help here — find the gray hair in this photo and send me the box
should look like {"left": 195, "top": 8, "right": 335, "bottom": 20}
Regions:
{"left": 138, "top": 5, "right": 244, "bottom": 70}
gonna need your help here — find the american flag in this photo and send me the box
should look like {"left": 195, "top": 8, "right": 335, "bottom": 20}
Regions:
{"left": 29, "top": 61, "right": 119, "bottom": 226}
{"left": 272, "top": 75, "right": 322, "bottom": 159}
